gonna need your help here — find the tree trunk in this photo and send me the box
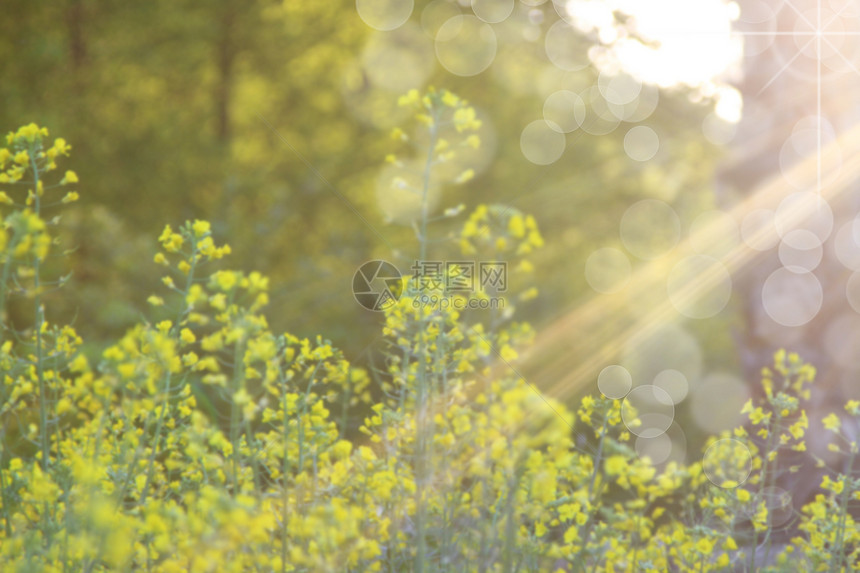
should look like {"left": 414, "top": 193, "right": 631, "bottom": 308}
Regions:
{"left": 65, "top": 0, "right": 86, "bottom": 70}
{"left": 215, "top": 0, "right": 236, "bottom": 143}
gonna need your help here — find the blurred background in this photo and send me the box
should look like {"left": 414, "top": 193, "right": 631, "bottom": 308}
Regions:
{"left": 4, "top": 0, "right": 860, "bottom": 459}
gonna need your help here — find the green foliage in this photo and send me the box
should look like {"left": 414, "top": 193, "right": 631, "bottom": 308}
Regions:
{"left": 0, "top": 100, "right": 857, "bottom": 572}
{"left": 0, "top": 0, "right": 730, "bottom": 381}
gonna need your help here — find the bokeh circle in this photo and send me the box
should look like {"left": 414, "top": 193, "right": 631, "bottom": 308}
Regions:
{"left": 520, "top": 119, "right": 566, "bottom": 165}
{"left": 598, "top": 364, "right": 633, "bottom": 399}
{"left": 620, "top": 199, "right": 681, "bottom": 260}
{"left": 585, "top": 247, "right": 632, "bottom": 294}
{"left": 356, "top": 0, "right": 414, "bottom": 31}
{"left": 621, "top": 385, "right": 675, "bottom": 438}
{"left": 703, "top": 438, "right": 753, "bottom": 488}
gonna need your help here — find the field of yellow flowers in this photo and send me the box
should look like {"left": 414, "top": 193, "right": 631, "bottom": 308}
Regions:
{"left": 1, "top": 91, "right": 859, "bottom": 572}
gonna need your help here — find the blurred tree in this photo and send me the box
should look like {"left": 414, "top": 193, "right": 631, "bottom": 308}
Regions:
{"left": 0, "top": 0, "right": 731, "bottom": 393}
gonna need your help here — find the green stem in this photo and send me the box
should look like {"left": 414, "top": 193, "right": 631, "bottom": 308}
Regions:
{"left": 140, "top": 369, "right": 173, "bottom": 505}
{"left": 0, "top": 451, "right": 11, "bottom": 537}
{"left": 589, "top": 415, "right": 609, "bottom": 499}
{"left": 575, "top": 413, "right": 609, "bottom": 572}
{"left": 0, "top": 233, "right": 18, "bottom": 339}
{"left": 29, "top": 145, "right": 50, "bottom": 471}
{"left": 502, "top": 451, "right": 523, "bottom": 573}
{"left": 749, "top": 416, "right": 778, "bottom": 571}
{"left": 172, "top": 233, "right": 198, "bottom": 338}
{"left": 141, "top": 229, "right": 199, "bottom": 504}
{"left": 230, "top": 336, "right": 245, "bottom": 495}
{"left": 414, "top": 105, "right": 440, "bottom": 573}
{"left": 418, "top": 111, "right": 439, "bottom": 263}
{"left": 0, "top": 226, "right": 21, "bottom": 534}
{"left": 280, "top": 369, "right": 290, "bottom": 573}
{"left": 339, "top": 366, "right": 352, "bottom": 439}
{"left": 830, "top": 449, "right": 857, "bottom": 572}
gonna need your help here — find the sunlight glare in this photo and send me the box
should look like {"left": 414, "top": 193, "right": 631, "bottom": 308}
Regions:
{"left": 564, "top": 0, "right": 744, "bottom": 120}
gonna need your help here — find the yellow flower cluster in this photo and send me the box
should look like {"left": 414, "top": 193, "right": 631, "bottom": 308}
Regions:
{"left": 2, "top": 110, "right": 860, "bottom": 573}
{"left": 0, "top": 124, "right": 80, "bottom": 274}
{"left": 388, "top": 88, "right": 482, "bottom": 186}
{"left": 461, "top": 203, "right": 545, "bottom": 255}
{"left": 1, "top": 124, "right": 76, "bottom": 195}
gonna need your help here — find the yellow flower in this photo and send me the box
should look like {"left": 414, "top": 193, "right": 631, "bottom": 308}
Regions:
{"left": 695, "top": 537, "right": 715, "bottom": 554}
{"left": 186, "top": 283, "right": 205, "bottom": 306}
{"left": 441, "top": 90, "right": 460, "bottom": 107}
{"left": 605, "top": 456, "right": 627, "bottom": 476}
{"left": 180, "top": 328, "right": 196, "bottom": 345}
{"left": 453, "top": 106, "right": 482, "bottom": 132}
{"left": 15, "top": 123, "right": 47, "bottom": 143}
{"left": 68, "top": 353, "right": 88, "bottom": 372}
{"left": 117, "top": 363, "right": 136, "bottom": 378}
{"left": 789, "top": 411, "right": 808, "bottom": 439}
{"left": 749, "top": 407, "right": 770, "bottom": 426}
{"left": 821, "top": 475, "right": 844, "bottom": 494}
{"left": 823, "top": 413, "right": 841, "bottom": 432}
{"left": 499, "top": 345, "right": 518, "bottom": 362}
{"left": 454, "top": 169, "right": 474, "bottom": 184}
{"left": 61, "top": 170, "right": 78, "bottom": 184}
{"left": 192, "top": 219, "right": 210, "bottom": 238}
{"left": 182, "top": 352, "right": 199, "bottom": 366}
{"left": 211, "top": 270, "right": 238, "bottom": 291}
{"left": 519, "top": 287, "right": 539, "bottom": 302}
{"left": 509, "top": 215, "right": 526, "bottom": 239}
{"left": 51, "top": 137, "right": 70, "bottom": 155}
{"left": 558, "top": 503, "right": 577, "bottom": 522}
{"left": 397, "top": 89, "right": 420, "bottom": 107}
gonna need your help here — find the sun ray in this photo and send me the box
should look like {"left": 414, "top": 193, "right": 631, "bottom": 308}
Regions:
{"left": 521, "top": 119, "right": 860, "bottom": 406}
{"left": 782, "top": 0, "right": 819, "bottom": 31}
{"left": 820, "top": 36, "right": 860, "bottom": 76}
{"left": 755, "top": 36, "right": 816, "bottom": 96}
